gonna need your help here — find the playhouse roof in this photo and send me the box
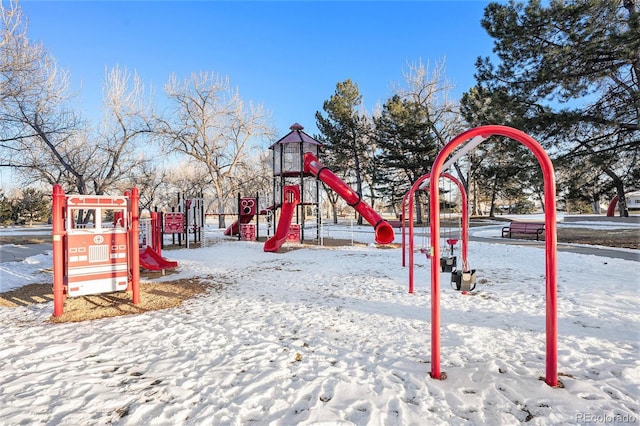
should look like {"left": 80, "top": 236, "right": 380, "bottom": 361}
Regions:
{"left": 269, "top": 123, "right": 322, "bottom": 149}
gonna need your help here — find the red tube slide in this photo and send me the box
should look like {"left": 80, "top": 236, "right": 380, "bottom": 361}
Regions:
{"left": 303, "top": 152, "right": 395, "bottom": 244}
{"left": 264, "top": 186, "right": 300, "bottom": 252}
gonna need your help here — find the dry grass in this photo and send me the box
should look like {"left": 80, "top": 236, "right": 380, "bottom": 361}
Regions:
{"left": 0, "top": 277, "right": 214, "bottom": 323}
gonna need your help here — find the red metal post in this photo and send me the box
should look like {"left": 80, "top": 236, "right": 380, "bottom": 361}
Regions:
{"left": 428, "top": 125, "right": 558, "bottom": 386}
{"left": 150, "top": 211, "right": 162, "bottom": 255}
{"left": 406, "top": 174, "right": 430, "bottom": 294}
{"left": 52, "top": 184, "right": 66, "bottom": 317}
{"left": 130, "top": 188, "right": 141, "bottom": 304}
{"left": 408, "top": 188, "right": 415, "bottom": 293}
{"left": 401, "top": 191, "right": 409, "bottom": 268}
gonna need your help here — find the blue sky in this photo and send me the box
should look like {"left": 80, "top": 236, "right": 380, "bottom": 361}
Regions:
{"left": 17, "top": 0, "right": 499, "bottom": 138}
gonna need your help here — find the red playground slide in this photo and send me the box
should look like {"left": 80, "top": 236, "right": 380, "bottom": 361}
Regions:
{"left": 263, "top": 186, "right": 300, "bottom": 252}
{"left": 224, "top": 214, "right": 254, "bottom": 236}
{"left": 303, "top": 152, "right": 395, "bottom": 245}
{"left": 225, "top": 206, "right": 276, "bottom": 236}
{"left": 139, "top": 246, "right": 178, "bottom": 271}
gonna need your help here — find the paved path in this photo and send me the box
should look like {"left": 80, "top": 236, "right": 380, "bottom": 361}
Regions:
{"left": 469, "top": 235, "right": 639, "bottom": 262}
{"left": 0, "top": 243, "right": 52, "bottom": 263}
{"left": 468, "top": 223, "right": 639, "bottom": 261}
{"left": 0, "top": 232, "right": 638, "bottom": 263}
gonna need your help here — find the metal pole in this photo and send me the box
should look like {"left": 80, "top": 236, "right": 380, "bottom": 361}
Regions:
{"left": 52, "top": 184, "right": 66, "bottom": 317}
{"left": 256, "top": 192, "right": 260, "bottom": 241}
{"left": 237, "top": 193, "right": 241, "bottom": 241}
{"left": 130, "top": 188, "right": 140, "bottom": 305}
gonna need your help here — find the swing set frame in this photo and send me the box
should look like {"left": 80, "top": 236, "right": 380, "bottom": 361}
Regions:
{"left": 401, "top": 172, "right": 468, "bottom": 294}
{"left": 427, "top": 125, "right": 559, "bottom": 387}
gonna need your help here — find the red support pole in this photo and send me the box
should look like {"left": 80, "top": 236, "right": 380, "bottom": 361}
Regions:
{"left": 129, "top": 188, "right": 140, "bottom": 305}
{"left": 156, "top": 212, "right": 162, "bottom": 255}
{"left": 428, "top": 125, "right": 558, "bottom": 386}
{"left": 408, "top": 189, "right": 415, "bottom": 293}
{"left": 150, "top": 211, "right": 161, "bottom": 255}
{"left": 401, "top": 191, "right": 409, "bottom": 268}
{"left": 406, "top": 173, "right": 430, "bottom": 294}
{"left": 150, "top": 212, "right": 156, "bottom": 252}
{"left": 52, "top": 184, "right": 66, "bottom": 317}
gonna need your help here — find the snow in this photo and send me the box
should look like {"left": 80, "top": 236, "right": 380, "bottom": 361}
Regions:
{"left": 1, "top": 219, "right": 639, "bottom": 425}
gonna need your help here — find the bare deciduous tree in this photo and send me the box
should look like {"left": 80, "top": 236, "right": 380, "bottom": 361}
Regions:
{"left": 0, "top": 0, "right": 40, "bottom": 102}
{"left": 0, "top": 0, "right": 84, "bottom": 191}
{"left": 155, "top": 71, "right": 274, "bottom": 228}
{"left": 94, "top": 65, "right": 154, "bottom": 194}
{"left": 395, "top": 59, "right": 467, "bottom": 186}
{"left": 1, "top": 2, "right": 153, "bottom": 196}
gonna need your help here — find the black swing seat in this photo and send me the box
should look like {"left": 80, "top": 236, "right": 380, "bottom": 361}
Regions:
{"left": 451, "top": 269, "right": 477, "bottom": 292}
{"left": 440, "top": 256, "right": 457, "bottom": 272}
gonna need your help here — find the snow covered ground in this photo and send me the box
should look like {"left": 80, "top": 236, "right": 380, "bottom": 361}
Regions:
{"left": 0, "top": 218, "right": 639, "bottom": 425}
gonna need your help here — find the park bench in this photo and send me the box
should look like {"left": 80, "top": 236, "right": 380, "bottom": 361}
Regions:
{"left": 501, "top": 221, "right": 545, "bottom": 241}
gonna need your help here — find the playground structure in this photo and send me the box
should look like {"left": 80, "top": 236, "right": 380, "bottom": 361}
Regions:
{"left": 51, "top": 185, "right": 141, "bottom": 317}
{"left": 51, "top": 185, "right": 180, "bottom": 316}
{"left": 47, "top": 123, "right": 560, "bottom": 388}
{"left": 223, "top": 194, "right": 275, "bottom": 241}
{"left": 224, "top": 197, "right": 257, "bottom": 238}
{"left": 139, "top": 212, "right": 178, "bottom": 271}
{"left": 269, "top": 123, "right": 322, "bottom": 250}
{"left": 162, "top": 193, "right": 205, "bottom": 249}
{"left": 264, "top": 186, "right": 301, "bottom": 251}
{"left": 266, "top": 123, "right": 322, "bottom": 249}
{"left": 426, "top": 125, "right": 558, "bottom": 387}
{"left": 150, "top": 193, "right": 205, "bottom": 253}
{"left": 401, "top": 172, "right": 470, "bottom": 294}
{"left": 263, "top": 123, "right": 394, "bottom": 252}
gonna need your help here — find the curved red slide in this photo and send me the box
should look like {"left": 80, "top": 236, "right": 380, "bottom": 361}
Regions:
{"left": 303, "top": 152, "right": 395, "bottom": 244}
{"left": 264, "top": 186, "right": 300, "bottom": 252}
{"left": 225, "top": 205, "right": 276, "bottom": 236}
{"left": 139, "top": 246, "right": 178, "bottom": 270}
{"left": 224, "top": 214, "right": 254, "bottom": 236}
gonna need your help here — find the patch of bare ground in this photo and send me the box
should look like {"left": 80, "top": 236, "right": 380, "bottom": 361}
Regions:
{"left": 0, "top": 235, "right": 50, "bottom": 245}
{"left": 0, "top": 277, "right": 216, "bottom": 323}
{"left": 488, "top": 226, "right": 639, "bottom": 250}
{"left": 464, "top": 218, "right": 637, "bottom": 249}
{"left": 557, "top": 227, "right": 639, "bottom": 250}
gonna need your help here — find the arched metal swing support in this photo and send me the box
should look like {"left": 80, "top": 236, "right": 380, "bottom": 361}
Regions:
{"left": 428, "top": 125, "right": 558, "bottom": 387}
{"left": 401, "top": 172, "right": 468, "bottom": 294}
